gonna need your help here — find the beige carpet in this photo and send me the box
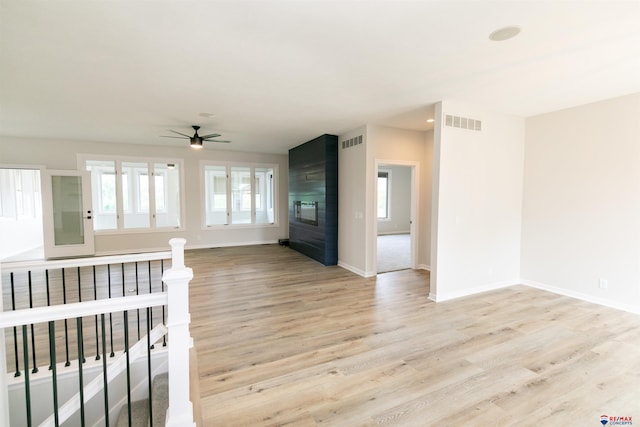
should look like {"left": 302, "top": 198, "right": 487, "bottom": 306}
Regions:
{"left": 377, "top": 233, "right": 411, "bottom": 273}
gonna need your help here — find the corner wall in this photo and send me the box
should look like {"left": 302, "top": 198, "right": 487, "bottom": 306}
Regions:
{"left": 431, "top": 101, "right": 525, "bottom": 301}
{"left": 521, "top": 93, "right": 640, "bottom": 313}
{"left": 337, "top": 126, "right": 368, "bottom": 275}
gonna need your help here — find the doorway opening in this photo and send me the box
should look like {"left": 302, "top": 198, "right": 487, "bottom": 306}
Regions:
{"left": 0, "top": 168, "right": 44, "bottom": 261}
{"left": 375, "top": 162, "right": 417, "bottom": 274}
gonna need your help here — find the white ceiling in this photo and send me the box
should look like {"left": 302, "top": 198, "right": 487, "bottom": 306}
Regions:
{"left": 1, "top": 1, "right": 638, "bottom": 154}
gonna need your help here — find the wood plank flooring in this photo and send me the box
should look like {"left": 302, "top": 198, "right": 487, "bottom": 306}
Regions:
{"left": 186, "top": 245, "right": 640, "bottom": 426}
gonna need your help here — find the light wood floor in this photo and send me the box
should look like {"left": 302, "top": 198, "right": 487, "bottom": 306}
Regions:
{"left": 186, "top": 245, "right": 640, "bottom": 426}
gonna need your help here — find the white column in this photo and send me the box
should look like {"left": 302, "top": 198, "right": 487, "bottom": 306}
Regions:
{"left": 163, "top": 238, "right": 196, "bottom": 427}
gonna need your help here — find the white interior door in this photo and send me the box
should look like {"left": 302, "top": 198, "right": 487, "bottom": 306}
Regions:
{"left": 41, "top": 170, "right": 95, "bottom": 259}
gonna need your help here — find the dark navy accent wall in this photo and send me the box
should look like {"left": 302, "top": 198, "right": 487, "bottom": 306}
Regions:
{"left": 289, "top": 134, "right": 338, "bottom": 265}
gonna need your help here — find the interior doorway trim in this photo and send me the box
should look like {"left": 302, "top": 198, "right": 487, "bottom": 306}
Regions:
{"left": 373, "top": 159, "right": 420, "bottom": 274}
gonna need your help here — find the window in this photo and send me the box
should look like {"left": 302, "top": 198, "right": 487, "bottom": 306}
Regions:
{"left": 0, "top": 169, "right": 41, "bottom": 220}
{"left": 153, "top": 162, "right": 180, "bottom": 228}
{"left": 203, "top": 162, "right": 277, "bottom": 227}
{"left": 84, "top": 157, "right": 183, "bottom": 231}
{"left": 377, "top": 171, "right": 390, "bottom": 220}
{"left": 255, "top": 167, "right": 275, "bottom": 224}
{"left": 122, "top": 162, "right": 150, "bottom": 228}
{"left": 204, "top": 165, "right": 227, "bottom": 226}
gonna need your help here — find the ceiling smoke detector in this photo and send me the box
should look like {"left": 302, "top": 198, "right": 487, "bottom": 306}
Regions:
{"left": 489, "top": 26, "right": 521, "bottom": 41}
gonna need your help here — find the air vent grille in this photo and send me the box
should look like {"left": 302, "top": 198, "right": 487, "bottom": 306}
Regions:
{"left": 341, "top": 135, "right": 364, "bottom": 149}
{"left": 445, "top": 114, "right": 482, "bottom": 131}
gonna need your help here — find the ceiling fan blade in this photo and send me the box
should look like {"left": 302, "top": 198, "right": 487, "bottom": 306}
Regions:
{"left": 205, "top": 139, "right": 231, "bottom": 143}
{"left": 168, "top": 129, "right": 192, "bottom": 138}
{"left": 161, "top": 135, "right": 188, "bottom": 139}
{"left": 200, "top": 133, "right": 221, "bottom": 139}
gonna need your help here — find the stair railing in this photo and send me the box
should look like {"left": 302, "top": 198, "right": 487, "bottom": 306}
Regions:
{"left": 0, "top": 238, "right": 195, "bottom": 427}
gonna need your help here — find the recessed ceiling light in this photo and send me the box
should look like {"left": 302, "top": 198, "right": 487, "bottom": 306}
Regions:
{"left": 489, "top": 26, "right": 521, "bottom": 42}
{"left": 426, "top": 118, "right": 435, "bottom": 123}
{"left": 199, "top": 112, "right": 215, "bottom": 118}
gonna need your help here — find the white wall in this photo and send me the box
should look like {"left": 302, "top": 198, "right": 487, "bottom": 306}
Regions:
{"left": 377, "top": 165, "right": 411, "bottom": 235}
{"left": 431, "top": 101, "right": 525, "bottom": 301}
{"left": 0, "top": 136, "right": 289, "bottom": 255}
{"left": 337, "top": 126, "right": 368, "bottom": 276}
{"left": 521, "top": 93, "right": 640, "bottom": 313}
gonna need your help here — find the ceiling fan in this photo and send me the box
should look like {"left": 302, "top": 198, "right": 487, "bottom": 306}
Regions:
{"left": 161, "top": 125, "right": 230, "bottom": 149}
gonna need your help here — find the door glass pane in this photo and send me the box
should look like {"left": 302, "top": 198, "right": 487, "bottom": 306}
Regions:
{"left": 51, "top": 176, "right": 84, "bottom": 245}
{"left": 255, "top": 167, "right": 275, "bottom": 224}
{"left": 154, "top": 163, "right": 181, "bottom": 228}
{"left": 122, "top": 162, "right": 150, "bottom": 228}
{"left": 231, "top": 167, "right": 251, "bottom": 224}
{"left": 86, "top": 160, "right": 117, "bottom": 230}
{"left": 204, "top": 165, "right": 227, "bottom": 225}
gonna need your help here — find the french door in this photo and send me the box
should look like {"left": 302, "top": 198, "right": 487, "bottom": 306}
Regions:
{"left": 41, "top": 170, "right": 95, "bottom": 258}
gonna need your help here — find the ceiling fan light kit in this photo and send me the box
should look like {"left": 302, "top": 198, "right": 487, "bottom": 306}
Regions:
{"left": 161, "top": 125, "right": 230, "bottom": 149}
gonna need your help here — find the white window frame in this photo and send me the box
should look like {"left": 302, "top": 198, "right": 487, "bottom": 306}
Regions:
{"left": 78, "top": 154, "right": 186, "bottom": 234}
{"left": 200, "top": 160, "right": 278, "bottom": 229}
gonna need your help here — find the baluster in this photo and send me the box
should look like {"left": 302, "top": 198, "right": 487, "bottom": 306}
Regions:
{"left": 22, "top": 325, "right": 32, "bottom": 427}
{"left": 27, "top": 272, "right": 38, "bottom": 373}
{"left": 48, "top": 321, "right": 59, "bottom": 426}
{"left": 107, "top": 264, "right": 114, "bottom": 357}
{"left": 77, "top": 267, "right": 85, "bottom": 363}
{"left": 76, "top": 317, "right": 85, "bottom": 425}
{"left": 93, "top": 266, "right": 100, "bottom": 361}
{"left": 121, "top": 263, "right": 126, "bottom": 297}
{"left": 101, "top": 314, "right": 110, "bottom": 427}
{"left": 62, "top": 268, "right": 70, "bottom": 367}
{"left": 161, "top": 259, "right": 167, "bottom": 347}
{"left": 147, "top": 307, "right": 154, "bottom": 426}
{"left": 135, "top": 262, "right": 141, "bottom": 341}
{"left": 10, "top": 272, "right": 20, "bottom": 377}
{"left": 46, "top": 270, "right": 53, "bottom": 371}
{"left": 148, "top": 260, "right": 155, "bottom": 349}
{"left": 124, "top": 310, "right": 132, "bottom": 427}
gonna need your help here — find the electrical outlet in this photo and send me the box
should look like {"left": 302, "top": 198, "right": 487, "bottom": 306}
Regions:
{"left": 599, "top": 279, "right": 608, "bottom": 289}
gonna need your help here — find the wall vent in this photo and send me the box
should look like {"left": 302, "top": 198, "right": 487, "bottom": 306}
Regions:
{"left": 445, "top": 114, "right": 482, "bottom": 131}
{"left": 341, "top": 135, "right": 364, "bottom": 149}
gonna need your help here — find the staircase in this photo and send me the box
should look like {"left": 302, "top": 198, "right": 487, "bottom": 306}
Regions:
{"left": 116, "top": 372, "right": 169, "bottom": 427}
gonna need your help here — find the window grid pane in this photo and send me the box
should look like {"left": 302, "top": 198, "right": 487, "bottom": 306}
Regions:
{"left": 231, "top": 167, "right": 251, "bottom": 224}
{"left": 204, "top": 166, "right": 228, "bottom": 226}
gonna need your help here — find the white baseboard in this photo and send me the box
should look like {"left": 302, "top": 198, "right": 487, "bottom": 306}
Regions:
{"left": 429, "top": 279, "right": 520, "bottom": 303}
{"left": 417, "top": 264, "right": 431, "bottom": 271}
{"left": 185, "top": 240, "right": 279, "bottom": 251}
{"left": 522, "top": 279, "right": 640, "bottom": 315}
{"left": 95, "top": 240, "right": 280, "bottom": 257}
{"left": 377, "top": 231, "right": 410, "bottom": 236}
{"left": 94, "top": 247, "right": 169, "bottom": 257}
{"left": 337, "top": 261, "right": 376, "bottom": 278}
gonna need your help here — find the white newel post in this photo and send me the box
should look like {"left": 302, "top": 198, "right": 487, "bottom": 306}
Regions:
{"left": 163, "top": 238, "right": 196, "bottom": 427}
